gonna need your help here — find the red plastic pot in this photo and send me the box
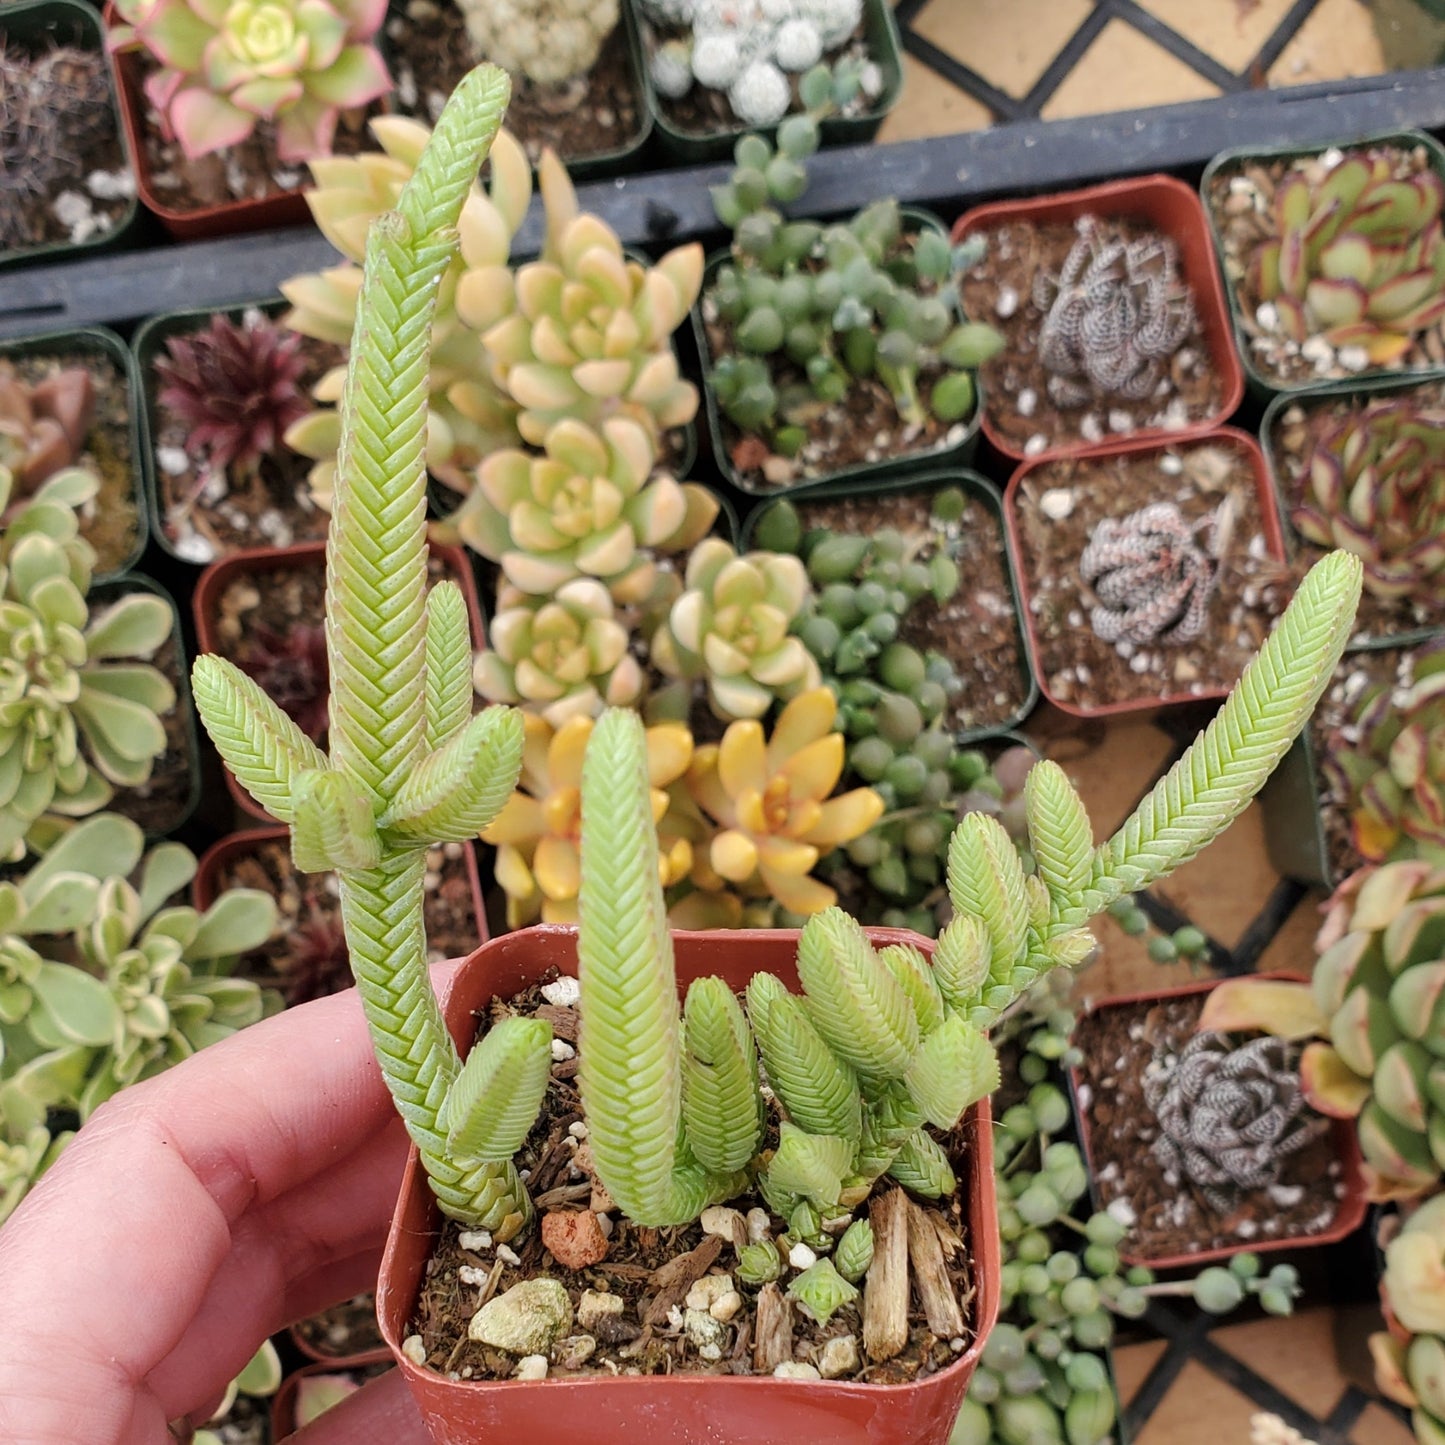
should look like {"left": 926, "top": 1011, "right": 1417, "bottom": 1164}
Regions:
{"left": 951, "top": 174, "right": 1244, "bottom": 467}
{"left": 1002, "top": 425, "right": 1289, "bottom": 719}
{"left": 1068, "top": 972, "right": 1369, "bottom": 1271}
{"left": 192, "top": 540, "right": 485, "bottom": 822}
{"left": 272, "top": 1358, "right": 394, "bottom": 1438}
{"left": 377, "top": 925, "right": 1001, "bottom": 1445}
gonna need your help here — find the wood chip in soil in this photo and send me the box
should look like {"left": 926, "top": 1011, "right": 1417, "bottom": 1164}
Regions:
{"left": 410, "top": 972, "right": 978, "bottom": 1385}
{"left": 149, "top": 315, "right": 341, "bottom": 562}
{"left": 1010, "top": 438, "right": 1297, "bottom": 711}
{"left": 5, "top": 348, "right": 138, "bottom": 575}
{"left": 213, "top": 835, "right": 481, "bottom": 1005}
{"left": 387, "top": 0, "right": 643, "bottom": 165}
{"left": 1205, "top": 142, "right": 1445, "bottom": 386}
{"left": 793, "top": 489, "right": 1030, "bottom": 734}
{"left": 1072, "top": 993, "right": 1346, "bottom": 1259}
{"left": 958, "top": 216, "right": 1223, "bottom": 456}
{"left": 1268, "top": 384, "right": 1445, "bottom": 645}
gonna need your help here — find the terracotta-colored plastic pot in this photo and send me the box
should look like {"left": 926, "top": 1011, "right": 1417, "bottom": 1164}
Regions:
{"left": 1002, "top": 425, "right": 1289, "bottom": 719}
{"left": 106, "top": 15, "right": 312, "bottom": 240}
{"left": 377, "top": 924, "right": 1001, "bottom": 1445}
{"left": 191, "top": 540, "right": 484, "bottom": 821}
{"left": 951, "top": 175, "right": 1244, "bottom": 467}
{"left": 272, "top": 1358, "right": 394, "bottom": 1439}
{"left": 194, "top": 825, "right": 490, "bottom": 954}
{"left": 1068, "top": 972, "right": 1370, "bottom": 1271}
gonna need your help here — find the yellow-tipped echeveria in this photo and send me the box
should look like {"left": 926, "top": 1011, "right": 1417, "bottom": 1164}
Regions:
{"left": 684, "top": 687, "right": 883, "bottom": 917}
{"left": 451, "top": 415, "right": 719, "bottom": 603}
{"left": 110, "top": 0, "right": 392, "bottom": 163}
{"left": 482, "top": 712, "right": 693, "bottom": 926}
{"left": 473, "top": 578, "right": 643, "bottom": 727}
{"left": 652, "top": 536, "right": 819, "bottom": 720}
{"left": 282, "top": 116, "right": 533, "bottom": 502}
{"left": 477, "top": 150, "right": 702, "bottom": 447}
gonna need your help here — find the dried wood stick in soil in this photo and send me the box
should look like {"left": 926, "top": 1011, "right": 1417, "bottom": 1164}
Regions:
{"left": 643, "top": 1235, "right": 723, "bottom": 1326}
{"left": 752, "top": 1283, "right": 794, "bottom": 1373}
{"left": 864, "top": 1187, "right": 910, "bottom": 1362}
{"left": 906, "top": 1201, "right": 964, "bottom": 1339}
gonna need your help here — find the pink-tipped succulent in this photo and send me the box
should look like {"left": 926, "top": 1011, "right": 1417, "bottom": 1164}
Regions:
{"left": 1290, "top": 395, "right": 1445, "bottom": 604}
{"left": 1325, "top": 640, "right": 1445, "bottom": 865}
{"left": 1250, "top": 151, "right": 1445, "bottom": 365}
{"left": 154, "top": 312, "right": 310, "bottom": 476}
{"left": 109, "top": 0, "right": 391, "bottom": 162}
{"left": 0, "top": 363, "right": 95, "bottom": 494}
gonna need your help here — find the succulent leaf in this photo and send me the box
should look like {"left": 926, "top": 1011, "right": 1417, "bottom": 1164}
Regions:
{"left": 681, "top": 975, "right": 765, "bottom": 1174}
{"left": 444, "top": 1015, "right": 553, "bottom": 1163}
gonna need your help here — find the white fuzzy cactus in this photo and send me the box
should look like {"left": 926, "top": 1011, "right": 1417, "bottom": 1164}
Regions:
{"left": 650, "top": 36, "right": 694, "bottom": 97}
{"left": 459, "top": 0, "right": 620, "bottom": 85}
{"left": 729, "top": 58, "right": 790, "bottom": 125}
{"left": 692, "top": 32, "right": 746, "bottom": 88}
{"left": 799, "top": 0, "right": 861, "bottom": 49}
{"left": 773, "top": 17, "right": 821, "bottom": 70}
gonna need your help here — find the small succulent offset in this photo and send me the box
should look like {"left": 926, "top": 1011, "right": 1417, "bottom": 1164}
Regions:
{"left": 1287, "top": 394, "right": 1445, "bottom": 604}
{"left": 1247, "top": 148, "right": 1445, "bottom": 365}
{"left": 193, "top": 63, "right": 1362, "bottom": 1298}
{"left": 233, "top": 620, "right": 330, "bottom": 743}
{"left": 108, "top": 0, "right": 391, "bottom": 162}
{"left": 456, "top": 0, "right": 619, "bottom": 86}
{"left": 1034, "top": 218, "right": 1197, "bottom": 407}
{"left": 1201, "top": 859, "right": 1445, "bottom": 1199}
{"left": 1079, "top": 500, "right": 1228, "bottom": 646}
{"left": 706, "top": 121, "right": 1002, "bottom": 464}
{"left": 1143, "top": 1033, "right": 1326, "bottom": 1212}
{"left": 154, "top": 312, "right": 310, "bottom": 481}
{"left": 0, "top": 466, "right": 175, "bottom": 855}
{"left": 0, "top": 363, "right": 95, "bottom": 495}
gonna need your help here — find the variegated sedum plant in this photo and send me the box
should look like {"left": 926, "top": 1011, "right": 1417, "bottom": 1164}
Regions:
{"left": 193, "top": 62, "right": 1366, "bottom": 1265}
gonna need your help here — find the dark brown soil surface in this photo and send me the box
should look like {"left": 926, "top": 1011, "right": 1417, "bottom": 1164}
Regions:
{"left": 1072, "top": 993, "right": 1347, "bottom": 1260}
{"left": 98, "top": 583, "right": 195, "bottom": 836}
{"left": 388, "top": 1, "right": 643, "bottom": 166}
{"left": 793, "top": 489, "right": 1031, "bottom": 734}
{"left": 293, "top": 1292, "right": 389, "bottom": 1361}
{"left": 203, "top": 1394, "right": 268, "bottom": 1445}
{"left": 1205, "top": 143, "right": 1445, "bottom": 386}
{"left": 642, "top": 18, "right": 882, "bottom": 135}
{"left": 6, "top": 348, "right": 138, "bottom": 575}
{"left": 1010, "top": 438, "right": 1296, "bottom": 712}
{"left": 148, "top": 317, "right": 340, "bottom": 563}
{"left": 0, "top": 36, "right": 131, "bottom": 254}
{"left": 122, "top": 53, "right": 375, "bottom": 214}
{"left": 411, "top": 973, "right": 978, "bottom": 1384}
{"left": 958, "top": 217, "right": 1223, "bottom": 456}
{"left": 211, "top": 834, "right": 481, "bottom": 1005}
{"left": 1267, "top": 385, "right": 1445, "bottom": 645}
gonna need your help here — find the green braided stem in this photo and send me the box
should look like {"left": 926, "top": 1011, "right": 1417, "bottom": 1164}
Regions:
{"left": 340, "top": 855, "right": 529, "bottom": 1234}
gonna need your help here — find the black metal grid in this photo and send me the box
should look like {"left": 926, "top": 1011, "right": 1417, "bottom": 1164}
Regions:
{"left": 893, "top": 0, "right": 1330, "bottom": 124}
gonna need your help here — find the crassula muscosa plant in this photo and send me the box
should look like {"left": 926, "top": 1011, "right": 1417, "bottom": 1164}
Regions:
{"left": 190, "top": 59, "right": 1364, "bottom": 1311}
{"left": 109, "top": 0, "right": 392, "bottom": 161}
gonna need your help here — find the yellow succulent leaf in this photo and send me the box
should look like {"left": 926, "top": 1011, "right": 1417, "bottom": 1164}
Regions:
{"left": 756, "top": 835, "right": 819, "bottom": 876}
{"left": 487, "top": 128, "right": 533, "bottom": 235}
{"left": 534, "top": 835, "right": 581, "bottom": 902}
{"left": 494, "top": 842, "right": 539, "bottom": 902}
{"left": 573, "top": 357, "right": 634, "bottom": 400}
{"left": 703, "top": 631, "right": 751, "bottom": 680}
{"left": 480, "top": 792, "right": 547, "bottom": 846}
{"left": 506, "top": 892, "right": 542, "bottom": 930}
{"left": 767, "top": 687, "right": 837, "bottom": 767}
{"left": 803, "top": 789, "right": 885, "bottom": 849}
{"left": 559, "top": 214, "right": 621, "bottom": 277}
{"left": 687, "top": 747, "right": 735, "bottom": 826}
{"left": 712, "top": 829, "right": 760, "bottom": 884}
{"left": 736, "top": 787, "right": 770, "bottom": 836}
{"left": 758, "top": 863, "right": 835, "bottom": 916}
{"left": 656, "top": 243, "right": 705, "bottom": 319}
{"left": 1369, "top": 1332, "right": 1416, "bottom": 1408}
{"left": 604, "top": 415, "right": 655, "bottom": 486}
{"left": 548, "top": 715, "right": 594, "bottom": 789}
{"left": 1367, "top": 331, "right": 1414, "bottom": 366}
{"left": 519, "top": 713, "right": 553, "bottom": 792}
{"left": 718, "top": 720, "right": 768, "bottom": 798}
{"left": 531, "top": 313, "right": 577, "bottom": 368}
{"left": 788, "top": 798, "right": 821, "bottom": 838}
{"left": 577, "top": 245, "right": 633, "bottom": 309}
{"left": 669, "top": 888, "right": 743, "bottom": 931}
{"left": 370, "top": 113, "right": 432, "bottom": 167}
{"left": 540, "top": 895, "right": 579, "bottom": 925}
{"left": 645, "top": 723, "right": 694, "bottom": 786}
{"left": 778, "top": 733, "right": 845, "bottom": 803}
{"left": 628, "top": 350, "right": 685, "bottom": 409}
{"left": 660, "top": 834, "right": 693, "bottom": 887}
{"left": 455, "top": 263, "right": 517, "bottom": 333}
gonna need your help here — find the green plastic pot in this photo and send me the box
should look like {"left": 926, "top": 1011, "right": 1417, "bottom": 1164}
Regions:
{"left": 0, "top": 0, "right": 139, "bottom": 269}
{"left": 555, "top": 0, "right": 654, "bottom": 181}
{"left": 638, "top": 0, "right": 903, "bottom": 164}
{"left": 1259, "top": 729, "right": 1335, "bottom": 890}
{"left": 741, "top": 467, "right": 1038, "bottom": 742}
{"left": 0, "top": 324, "right": 146, "bottom": 582}
{"left": 1260, "top": 370, "right": 1445, "bottom": 654}
{"left": 696, "top": 209, "right": 984, "bottom": 499}
{"left": 1201, "top": 128, "right": 1445, "bottom": 402}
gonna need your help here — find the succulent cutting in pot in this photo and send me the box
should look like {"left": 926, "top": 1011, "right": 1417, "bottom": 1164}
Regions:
{"left": 187, "top": 60, "right": 1363, "bottom": 1445}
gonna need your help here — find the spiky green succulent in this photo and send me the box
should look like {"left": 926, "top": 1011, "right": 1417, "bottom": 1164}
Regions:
{"left": 449, "top": 415, "right": 718, "bottom": 603}
{"left": 0, "top": 466, "right": 176, "bottom": 855}
{"left": 1288, "top": 394, "right": 1445, "bottom": 603}
{"left": 1249, "top": 150, "right": 1445, "bottom": 365}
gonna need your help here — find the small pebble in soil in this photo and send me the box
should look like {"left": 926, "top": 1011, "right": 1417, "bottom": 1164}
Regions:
{"left": 541, "top": 977, "right": 580, "bottom": 1007}
{"left": 402, "top": 1334, "right": 427, "bottom": 1365}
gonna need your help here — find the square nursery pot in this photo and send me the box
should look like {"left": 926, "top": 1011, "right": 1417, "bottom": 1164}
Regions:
{"left": 950, "top": 174, "right": 1244, "bottom": 468}
{"left": 377, "top": 924, "right": 1001, "bottom": 1445}
{"left": 1067, "top": 973, "right": 1369, "bottom": 1272}
{"left": 741, "top": 467, "right": 1039, "bottom": 741}
{"left": 1260, "top": 370, "right": 1445, "bottom": 654}
{"left": 271, "top": 1358, "right": 394, "bottom": 1437}
{"left": 1201, "top": 129, "right": 1445, "bottom": 401}
{"left": 637, "top": 0, "right": 903, "bottom": 165}
{"left": 0, "top": 324, "right": 147, "bottom": 582}
{"left": 0, "top": 0, "right": 139, "bottom": 269}
{"left": 132, "top": 297, "right": 336, "bottom": 566}
{"left": 1002, "top": 426, "right": 1289, "bottom": 719}
{"left": 696, "top": 209, "right": 983, "bottom": 499}
{"left": 191, "top": 540, "right": 484, "bottom": 821}
{"left": 91, "top": 570, "right": 203, "bottom": 838}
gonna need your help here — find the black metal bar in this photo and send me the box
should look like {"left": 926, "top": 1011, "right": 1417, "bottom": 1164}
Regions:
{"left": 1250, "top": 0, "right": 1327, "bottom": 80}
{"left": 1191, "top": 1332, "right": 1356, "bottom": 1444}
{"left": 1016, "top": 3, "right": 1115, "bottom": 116}
{"left": 1110, "top": 0, "right": 1247, "bottom": 93}
{"left": 1228, "top": 878, "right": 1309, "bottom": 974}
{"left": 897, "top": 31, "right": 1023, "bottom": 122}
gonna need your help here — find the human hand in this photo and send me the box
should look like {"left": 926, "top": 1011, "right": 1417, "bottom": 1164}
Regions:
{"left": 0, "top": 965, "right": 449, "bottom": 1444}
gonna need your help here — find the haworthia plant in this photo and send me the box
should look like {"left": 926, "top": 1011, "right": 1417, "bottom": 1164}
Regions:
{"left": 190, "top": 64, "right": 544, "bottom": 1236}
